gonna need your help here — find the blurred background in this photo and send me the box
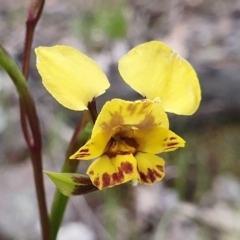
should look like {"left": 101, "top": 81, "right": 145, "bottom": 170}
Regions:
{"left": 1, "top": 0, "right": 240, "bottom": 239}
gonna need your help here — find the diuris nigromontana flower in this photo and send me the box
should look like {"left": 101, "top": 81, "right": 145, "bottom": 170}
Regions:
{"left": 35, "top": 41, "right": 201, "bottom": 190}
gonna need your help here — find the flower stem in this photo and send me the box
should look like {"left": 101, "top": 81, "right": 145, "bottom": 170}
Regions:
{"left": 0, "top": 46, "right": 50, "bottom": 240}
{"left": 50, "top": 111, "right": 92, "bottom": 240}
{"left": 88, "top": 99, "right": 98, "bottom": 123}
{"left": 18, "top": 1, "right": 51, "bottom": 239}
{"left": 20, "top": 0, "right": 45, "bottom": 147}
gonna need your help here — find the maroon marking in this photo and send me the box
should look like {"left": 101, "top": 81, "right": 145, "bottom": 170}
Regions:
{"left": 156, "top": 165, "right": 164, "bottom": 172}
{"left": 163, "top": 138, "right": 168, "bottom": 141}
{"left": 88, "top": 170, "right": 94, "bottom": 175}
{"left": 102, "top": 173, "right": 111, "bottom": 188}
{"left": 167, "top": 142, "right": 178, "bottom": 147}
{"left": 106, "top": 150, "right": 132, "bottom": 159}
{"left": 80, "top": 149, "right": 89, "bottom": 153}
{"left": 148, "top": 169, "right": 160, "bottom": 182}
{"left": 134, "top": 114, "right": 157, "bottom": 129}
{"left": 138, "top": 167, "right": 164, "bottom": 184}
{"left": 97, "top": 161, "right": 134, "bottom": 189}
{"left": 139, "top": 172, "right": 148, "bottom": 183}
{"left": 112, "top": 171, "right": 124, "bottom": 184}
{"left": 120, "top": 161, "right": 133, "bottom": 174}
{"left": 93, "top": 177, "right": 100, "bottom": 187}
{"left": 121, "top": 137, "right": 139, "bottom": 150}
{"left": 75, "top": 153, "right": 91, "bottom": 158}
{"left": 170, "top": 137, "right": 177, "bottom": 140}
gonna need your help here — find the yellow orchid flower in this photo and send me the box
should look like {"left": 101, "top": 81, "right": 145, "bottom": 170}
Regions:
{"left": 70, "top": 99, "right": 185, "bottom": 190}
{"left": 35, "top": 41, "right": 200, "bottom": 190}
{"left": 119, "top": 41, "right": 201, "bottom": 115}
{"left": 35, "top": 45, "right": 110, "bottom": 111}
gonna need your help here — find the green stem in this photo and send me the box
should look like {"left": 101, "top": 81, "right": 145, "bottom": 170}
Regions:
{"left": 0, "top": 46, "right": 51, "bottom": 240}
{"left": 50, "top": 111, "right": 92, "bottom": 240}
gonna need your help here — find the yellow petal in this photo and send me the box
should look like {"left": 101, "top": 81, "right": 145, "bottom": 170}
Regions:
{"left": 135, "top": 127, "right": 185, "bottom": 154}
{"left": 35, "top": 46, "right": 110, "bottom": 111}
{"left": 87, "top": 154, "right": 138, "bottom": 190}
{"left": 118, "top": 41, "right": 201, "bottom": 115}
{"left": 70, "top": 130, "right": 113, "bottom": 160}
{"left": 136, "top": 152, "right": 165, "bottom": 184}
{"left": 92, "top": 98, "right": 169, "bottom": 136}
{"left": 162, "top": 130, "right": 186, "bottom": 152}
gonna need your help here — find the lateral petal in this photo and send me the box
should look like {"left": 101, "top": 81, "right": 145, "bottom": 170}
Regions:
{"left": 135, "top": 127, "right": 185, "bottom": 154}
{"left": 118, "top": 41, "right": 201, "bottom": 115}
{"left": 70, "top": 130, "right": 113, "bottom": 160}
{"left": 35, "top": 45, "right": 110, "bottom": 110}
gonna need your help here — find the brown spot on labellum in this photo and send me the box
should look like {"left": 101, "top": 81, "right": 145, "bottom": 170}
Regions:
{"left": 170, "top": 137, "right": 177, "bottom": 140}
{"left": 156, "top": 165, "right": 164, "bottom": 172}
{"left": 121, "top": 161, "right": 133, "bottom": 174}
{"left": 97, "top": 161, "right": 134, "bottom": 189}
{"left": 94, "top": 177, "right": 100, "bottom": 187}
{"left": 121, "top": 137, "right": 139, "bottom": 150}
{"left": 138, "top": 165, "right": 164, "bottom": 184}
{"left": 139, "top": 172, "right": 147, "bottom": 183}
{"left": 112, "top": 171, "right": 124, "bottom": 185}
{"left": 102, "top": 173, "right": 111, "bottom": 188}
{"left": 88, "top": 170, "right": 94, "bottom": 175}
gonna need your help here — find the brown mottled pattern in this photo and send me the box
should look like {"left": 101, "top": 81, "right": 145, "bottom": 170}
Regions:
{"left": 100, "top": 111, "right": 124, "bottom": 131}
{"left": 72, "top": 147, "right": 90, "bottom": 158}
{"left": 126, "top": 101, "right": 149, "bottom": 116}
{"left": 106, "top": 150, "right": 132, "bottom": 159}
{"left": 134, "top": 114, "right": 157, "bottom": 129}
{"left": 156, "top": 165, "right": 164, "bottom": 172}
{"left": 100, "top": 101, "right": 160, "bottom": 131}
{"left": 88, "top": 170, "right": 94, "bottom": 175}
{"left": 127, "top": 102, "right": 159, "bottom": 129}
{"left": 104, "top": 134, "right": 138, "bottom": 158}
{"left": 121, "top": 137, "right": 139, "bottom": 150}
{"left": 102, "top": 173, "right": 111, "bottom": 188}
{"left": 79, "top": 149, "right": 89, "bottom": 153}
{"left": 93, "top": 161, "right": 134, "bottom": 189}
{"left": 94, "top": 177, "right": 100, "bottom": 187}
{"left": 74, "top": 153, "right": 90, "bottom": 158}
{"left": 163, "top": 136, "right": 180, "bottom": 151}
{"left": 138, "top": 164, "right": 164, "bottom": 184}
{"left": 167, "top": 142, "right": 178, "bottom": 147}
